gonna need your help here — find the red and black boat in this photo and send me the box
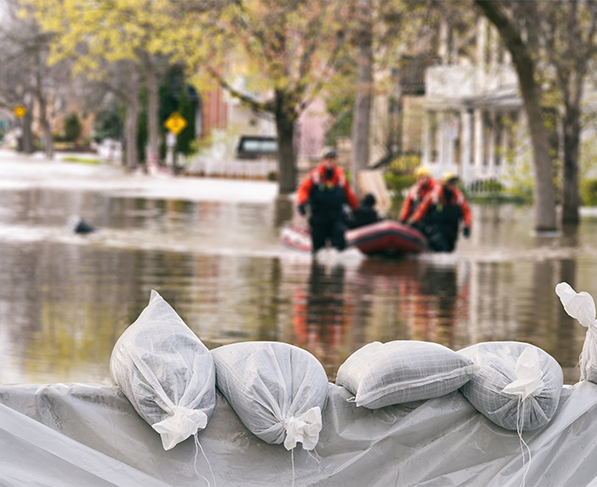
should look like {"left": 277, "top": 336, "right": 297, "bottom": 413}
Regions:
{"left": 280, "top": 220, "right": 427, "bottom": 256}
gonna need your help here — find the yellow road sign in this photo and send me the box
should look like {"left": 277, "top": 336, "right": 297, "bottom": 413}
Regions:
{"left": 164, "top": 112, "right": 187, "bottom": 135}
{"left": 13, "top": 105, "right": 26, "bottom": 118}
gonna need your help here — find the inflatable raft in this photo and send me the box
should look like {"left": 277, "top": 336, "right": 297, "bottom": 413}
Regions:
{"left": 280, "top": 220, "right": 428, "bottom": 256}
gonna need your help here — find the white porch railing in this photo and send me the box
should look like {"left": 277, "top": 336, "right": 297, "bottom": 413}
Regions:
{"left": 184, "top": 157, "right": 278, "bottom": 179}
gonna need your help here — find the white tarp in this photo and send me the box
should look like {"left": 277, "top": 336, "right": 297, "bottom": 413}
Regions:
{"left": 2, "top": 381, "right": 597, "bottom": 486}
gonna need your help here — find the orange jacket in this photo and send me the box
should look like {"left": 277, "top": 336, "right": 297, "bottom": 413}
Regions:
{"left": 399, "top": 178, "right": 439, "bottom": 222}
{"left": 296, "top": 163, "right": 359, "bottom": 211}
{"left": 410, "top": 184, "right": 472, "bottom": 228}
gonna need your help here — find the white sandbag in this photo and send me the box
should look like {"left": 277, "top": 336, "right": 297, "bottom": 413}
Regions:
{"left": 556, "top": 282, "right": 597, "bottom": 383}
{"left": 110, "top": 290, "right": 216, "bottom": 450}
{"left": 458, "top": 341, "right": 563, "bottom": 431}
{"left": 211, "top": 341, "right": 328, "bottom": 450}
{"left": 335, "top": 340, "right": 478, "bottom": 408}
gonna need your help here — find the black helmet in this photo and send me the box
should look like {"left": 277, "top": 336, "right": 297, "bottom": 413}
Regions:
{"left": 362, "top": 193, "right": 376, "bottom": 207}
{"left": 321, "top": 147, "right": 338, "bottom": 159}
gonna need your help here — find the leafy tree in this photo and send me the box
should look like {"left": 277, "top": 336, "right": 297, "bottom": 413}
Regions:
{"left": 158, "top": 66, "right": 197, "bottom": 159}
{"left": 542, "top": 2, "right": 597, "bottom": 224}
{"left": 475, "top": 1, "right": 597, "bottom": 228}
{"left": 475, "top": 0, "right": 557, "bottom": 231}
{"left": 23, "top": 0, "right": 184, "bottom": 169}
{"left": 177, "top": 0, "right": 350, "bottom": 193}
{"left": 348, "top": 0, "right": 467, "bottom": 176}
{"left": 0, "top": 0, "right": 73, "bottom": 157}
{"left": 351, "top": 0, "right": 374, "bottom": 184}
{"left": 325, "top": 91, "right": 354, "bottom": 146}
{"left": 136, "top": 66, "right": 197, "bottom": 163}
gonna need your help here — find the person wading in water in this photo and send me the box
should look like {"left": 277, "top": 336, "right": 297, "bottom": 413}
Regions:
{"left": 409, "top": 172, "right": 472, "bottom": 252}
{"left": 399, "top": 166, "right": 439, "bottom": 224}
{"left": 296, "top": 148, "right": 359, "bottom": 254}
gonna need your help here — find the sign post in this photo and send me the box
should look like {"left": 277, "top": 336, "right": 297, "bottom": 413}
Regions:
{"left": 13, "top": 105, "right": 27, "bottom": 152}
{"left": 164, "top": 112, "right": 187, "bottom": 168}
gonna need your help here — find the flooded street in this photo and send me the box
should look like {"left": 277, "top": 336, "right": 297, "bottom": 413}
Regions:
{"left": 0, "top": 151, "right": 595, "bottom": 385}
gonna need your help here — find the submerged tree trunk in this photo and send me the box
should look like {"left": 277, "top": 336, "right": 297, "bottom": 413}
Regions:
{"left": 39, "top": 108, "right": 54, "bottom": 160}
{"left": 36, "top": 86, "right": 54, "bottom": 160}
{"left": 351, "top": 0, "right": 373, "bottom": 195}
{"left": 275, "top": 89, "right": 297, "bottom": 194}
{"left": 476, "top": 1, "right": 557, "bottom": 232}
{"left": 34, "top": 52, "right": 54, "bottom": 160}
{"left": 21, "top": 109, "right": 34, "bottom": 154}
{"left": 124, "top": 71, "right": 140, "bottom": 171}
{"left": 142, "top": 53, "right": 160, "bottom": 169}
{"left": 523, "top": 79, "right": 557, "bottom": 232}
{"left": 562, "top": 107, "right": 581, "bottom": 224}
{"left": 551, "top": 1, "right": 595, "bottom": 226}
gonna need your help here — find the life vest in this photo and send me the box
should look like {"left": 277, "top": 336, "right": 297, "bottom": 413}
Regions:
{"left": 425, "top": 187, "right": 465, "bottom": 225}
{"left": 311, "top": 169, "right": 346, "bottom": 188}
{"left": 308, "top": 168, "right": 348, "bottom": 218}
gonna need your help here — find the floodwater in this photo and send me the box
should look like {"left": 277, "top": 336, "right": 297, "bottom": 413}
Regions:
{"left": 1, "top": 152, "right": 596, "bottom": 386}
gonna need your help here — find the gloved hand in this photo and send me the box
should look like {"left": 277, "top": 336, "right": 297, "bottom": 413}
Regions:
{"left": 463, "top": 227, "right": 471, "bottom": 238}
{"left": 298, "top": 204, "right": 307, "bottom": 216}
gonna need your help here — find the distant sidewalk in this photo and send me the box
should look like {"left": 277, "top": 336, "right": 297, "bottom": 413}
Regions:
{"left": 0, "top": 148, "right": 279, "bottom": 204}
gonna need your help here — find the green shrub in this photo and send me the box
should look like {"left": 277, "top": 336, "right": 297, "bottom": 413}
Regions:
{"left": 384, "top": 174, "right": 416, "bottom": 194}
{"left": 484, "top": 180, "right": 504, "bottom": 193}
{"left": 500, "top": 158, "right": 535, "bottom": 204}
{"left": 504, "top": 184, "right": 534, "bottom": 204}
{"left": 64, "top": 113, "right": 82, "bottom": 142}
{"left": 582, "top": 179, "right": 597, "bottom": 207}
{"left": 93, "top": 108, "right": 123, "bottom": 142}
{"left": 387, "top": 154, "right": 421, "bottom": 176}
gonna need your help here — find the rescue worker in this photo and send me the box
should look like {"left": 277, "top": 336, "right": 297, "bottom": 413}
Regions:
{"left": 409, "top": 172, "right": 472, "bottom": 252}
{"left": 296, "top": 148, "right": 359, "bottom": 254}
{"left": 398, "top": 166, "right": 439, "bottom": 224}
{"left": 346, "top": 193, "right": 382, "bottom": 229}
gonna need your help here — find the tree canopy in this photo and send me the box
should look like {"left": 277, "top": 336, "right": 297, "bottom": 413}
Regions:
{"left": 170, "top": 0, "right": 353, "bottom": 192}
{"left": 12, "top": 0, "right": 597, "bottom": 227}
{"left": 24, "top": 0, "right": 193, "bottom": 169}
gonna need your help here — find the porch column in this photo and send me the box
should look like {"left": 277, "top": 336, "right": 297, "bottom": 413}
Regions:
{"left": 422, "top": 109, "right": 430, "bottom": 166}
{"left": 461, "top": 109, "right": 473, "bottom": 183}
{"left": 438, "top": 111, "right": 447, "bottom": 174}
{"left": 473, "top": 108, "right": 483, "bottom": 179}
{"left": 488, "top": 110, "right": 496, "bottom": 178}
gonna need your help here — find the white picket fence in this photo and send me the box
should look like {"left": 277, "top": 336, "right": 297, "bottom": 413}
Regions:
{"left": 184, "top": 157, "right": 278, "bottom": 179}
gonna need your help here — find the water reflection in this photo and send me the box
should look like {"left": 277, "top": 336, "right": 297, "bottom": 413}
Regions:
{"left": 0, "top": 182, "right": 593, "bottom": 385}
{"left": 292, "top": 261, "right": 351, "bottom": 379}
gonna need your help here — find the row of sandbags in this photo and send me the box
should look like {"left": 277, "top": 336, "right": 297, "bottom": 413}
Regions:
{"left": 110, "top": 282, "right": 593, "bottom": 452}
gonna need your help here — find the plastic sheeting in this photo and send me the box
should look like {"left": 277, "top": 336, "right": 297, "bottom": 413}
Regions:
{"left": 3, "top": 381, "right": 597, "bottom": 486}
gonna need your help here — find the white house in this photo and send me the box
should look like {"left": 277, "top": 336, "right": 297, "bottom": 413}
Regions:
{"left": 420, "top": 17, "right": 525, "bottom": 186}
